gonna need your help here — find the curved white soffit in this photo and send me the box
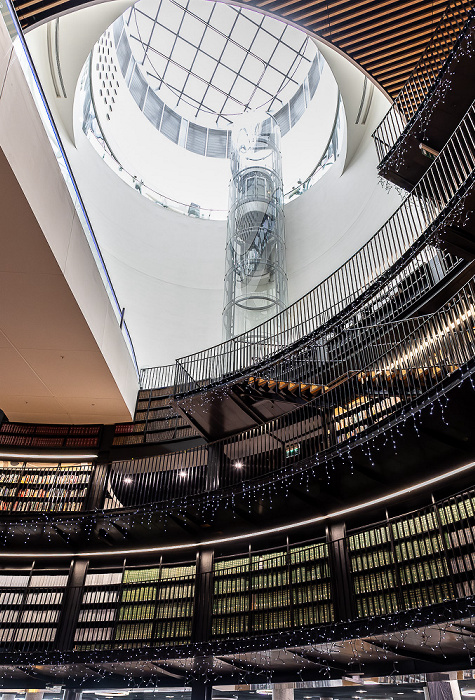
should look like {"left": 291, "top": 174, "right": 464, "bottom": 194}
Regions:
{"left": 26, "top": 0, "right": 134, "bottom": 144}
{"left": 27, "top": 0, "right": 389, "bottom": 165}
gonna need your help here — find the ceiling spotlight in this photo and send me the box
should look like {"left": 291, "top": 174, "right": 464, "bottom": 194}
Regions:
{"left": 123, "top": 477, "right": 133, "bottom": 484}
{"left": 179, "top": 470, "right": 187, "bottom": 477}
{"left": 234, "top": 461, "right": 243, "bottom": 468}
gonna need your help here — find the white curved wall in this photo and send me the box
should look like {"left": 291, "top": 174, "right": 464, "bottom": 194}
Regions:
{"left": 66, "top": 130, "right": 226, "bottom": 367}
{"left": 25, "top": 0, "right": 404, "bottom": 371}
{"left": 285, "top": 77, "right": 403, "bottom": 303}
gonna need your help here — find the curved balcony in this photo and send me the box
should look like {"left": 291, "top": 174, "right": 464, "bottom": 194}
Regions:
{"left": 138, "top": 98, "right": 475, "bottom": 442}
{"left": 2, "top": 479, "right": 475, "bottom": 686}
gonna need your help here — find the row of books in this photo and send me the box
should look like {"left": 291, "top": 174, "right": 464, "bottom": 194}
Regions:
{"left": 394, "top": 535, "right": 443, "bottom": 560}
{"left": 123, "top": 565, "right": 195, "bottom": 583}
{"left": 350, "top": 550, "right": 394, "bottom": 572}
{"left": 85, "top": 572, "right": 122, "bottom": 586}
{"left": 214, "top": 556, "right": 248, "bottom": 571}
{"left": 356, "top": 593, "right": 398, "bottom": 618}
{"left": 399, "top": 558, "right": 449, "bottom": 584}
{"left": 120, "top": 582, "right": 195, "bottom": 603}
{"left": 0, "top": 424, "right": 99, "bottom": 435}
{"left": 289, "top": 543, "right": 328, "bottom": 563}
{"left": 353, "top": 569, "right": 396, "bottom": 594}
{"left": 292, "top": 582, "right": 331, "bottom": 602}
{"left": 0, "top": 488, "right": 17, "bottom": 497}
{"left": 439, "top": 497, "right": 475, "bottom": 525}
{"left": 213, "top": 591, "right": 333, "bottom": 617}
{"left": 291, "top": 563, "right": 330, "bottom": 582}
{"left": 215, "top": 577, "right": 249, "bottom": 594}
{"left": 118, "top": 602, "right": 194, "bottom": 620}
{"left": 9, "top": 501, "right": 84, "bottom": 512}
{"left": 348, "top": 527, "right": 390, "bottom": 550}
{"left": 78, "top": 608, "right": 116, "bottom": 623}
{"left": 15, "top": 488, "right": 87, "bottom": 498}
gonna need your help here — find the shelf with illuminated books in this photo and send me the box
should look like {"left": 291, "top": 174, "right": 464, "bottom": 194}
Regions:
{"left": 348, "top": 506, "right": 458, "bottom": 619}
{"left": 391, "top": 509, "right": 454, "bottom": 609}
{"left": 348, "top": 523, "right": 398, "bottom": 618}
{"left": 74, "top": 570, "right": 123, "bottom": 650}
{"left": 0, "top": 568, "right": 68, "bottom": 650}
{"left": 0, "top": 461, "right": 92, "bottom": 513}
{"left": 212, "top": 540, "right": 333, "bottom": 639}
{"left": 437, "top": 491, "right": 475, "bottom": 598}
{"left": 115, "top": 563, "right": 196, "bottom": 647}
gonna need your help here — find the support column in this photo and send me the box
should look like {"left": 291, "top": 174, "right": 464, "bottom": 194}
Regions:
{"left": 25, "top": 693, "right": 44, "bottom": 700}
{"left": 273, "top": 685, "right": 294, "bottom": 700}
{"left": 55, "top": 559, "right": 88, "bottom": 650}
{"left": 327, "top": 522, "right": 354, "bottom": 621}
{"left": 425, "top": 674, "right": 462, "bottom": 700}
{"left": 85, "top": 462, "right": 108, "bottom": 510}
{"left": 62, "top": 691, "right": 82, "bottom": 700}
{"left": 3, "top": 695, "right": 17, "bottom": 700}
{"left": 191, "top": 681, "right": 212, "bottom": 700}
{"left": 192, "top": 550, "right": 214, "bottom": 644}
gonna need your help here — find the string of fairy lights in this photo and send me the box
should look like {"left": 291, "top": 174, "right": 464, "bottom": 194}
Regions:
{"left": 1, "top": 4, "right": 475, "bottom": 689}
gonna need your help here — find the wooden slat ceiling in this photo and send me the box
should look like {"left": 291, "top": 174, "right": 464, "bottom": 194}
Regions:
{"left": 13, "top": 0, "right": 462, "bottom": 100}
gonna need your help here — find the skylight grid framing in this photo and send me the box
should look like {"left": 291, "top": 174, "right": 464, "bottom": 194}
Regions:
{"left": 126, "top": 0, "right": 315, "bottom": 126}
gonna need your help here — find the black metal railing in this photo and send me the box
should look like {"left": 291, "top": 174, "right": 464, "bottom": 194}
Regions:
{"left": 1, "top": 271, "right": 474, "bottom": 516}
{"left": 373, "top": 0, "right": 474, "bottom": 162}
{"left": 106, "top": 274, "right": 475, "bottom": 511}
{"left": 139, "top": 99, "right": 475, "bottom": 395}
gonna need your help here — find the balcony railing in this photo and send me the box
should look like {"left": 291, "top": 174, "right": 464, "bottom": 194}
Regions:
{"left": 1, "top": 272, "right": 473, "bottom": 517}
{"left": 373, "top": 0, "right": 474, "bottom": 163}
{"left": 106, "top": 275, "right": 475, "bottom": 510}
{"left": 140, "top": 98, "right": 475, "bottom": 395}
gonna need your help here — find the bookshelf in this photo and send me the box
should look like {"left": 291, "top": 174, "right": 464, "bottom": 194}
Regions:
{"left": 212, "top": 542, "right": 333, "bottom": 639}
{"left": 0, "top": 422, "right": 100, "bottom": 449}
{"left": 348, "top": 524, "right": 399, "bottom": 618}
{"left": 115, "top": 562, "right": 195, "bottom": 647}
{"left": 0, "top": 461, "right": 93, "bottom": 513}
{"left": 212, "top": 555, "right": 251, "bottom": 638}
{"left": 392, "top": 510, "right": 454, "bottom": 609}
{"left": 74, "top": 570, "right": 123, "bottom": 649}
{"left": 334, "top": 396, "right": 401, "bottom": 444}
{"left": 0, "top": 568, "right": 68, "bottom": 650}
{"left": 437, "top": 493, "right": 475, "bottom": 598}
{"left": 113, "top": 388, "right": 199, "bottom": 446}
{"left": 348, "top": 509, "right": 456, "bottom": 618}
{"left": 289, "top": 542, "right": 333, "bottom": 625}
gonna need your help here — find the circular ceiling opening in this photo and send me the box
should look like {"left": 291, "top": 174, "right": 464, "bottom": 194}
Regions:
{"left": 80, "top": 0, "right": 342, "bottom": 216}
{"left": 125, "top": 0, "right": 317, "bottom": 130}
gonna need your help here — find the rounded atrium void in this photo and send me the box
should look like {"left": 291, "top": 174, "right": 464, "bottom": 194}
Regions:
{"left": 79, "top": 0, "right": 341, "bottom": 217}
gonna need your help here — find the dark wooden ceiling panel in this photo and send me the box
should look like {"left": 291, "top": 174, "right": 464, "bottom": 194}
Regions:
{"left": 12, "top": 0, "right": 472, "bottom": 103}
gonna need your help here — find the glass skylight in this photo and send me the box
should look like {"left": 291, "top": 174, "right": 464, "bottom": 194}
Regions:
{"left": 125, "top": 0, "right": 317, "bottom": 129}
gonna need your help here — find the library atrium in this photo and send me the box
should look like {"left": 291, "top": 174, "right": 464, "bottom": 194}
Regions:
{"left": 1, "top": 0, "right": 475, "bottom": 699}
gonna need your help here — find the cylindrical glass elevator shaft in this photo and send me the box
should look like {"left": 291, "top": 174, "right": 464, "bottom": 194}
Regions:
{"left": 223, "top": 114, "right": 288, "bottom": 342}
